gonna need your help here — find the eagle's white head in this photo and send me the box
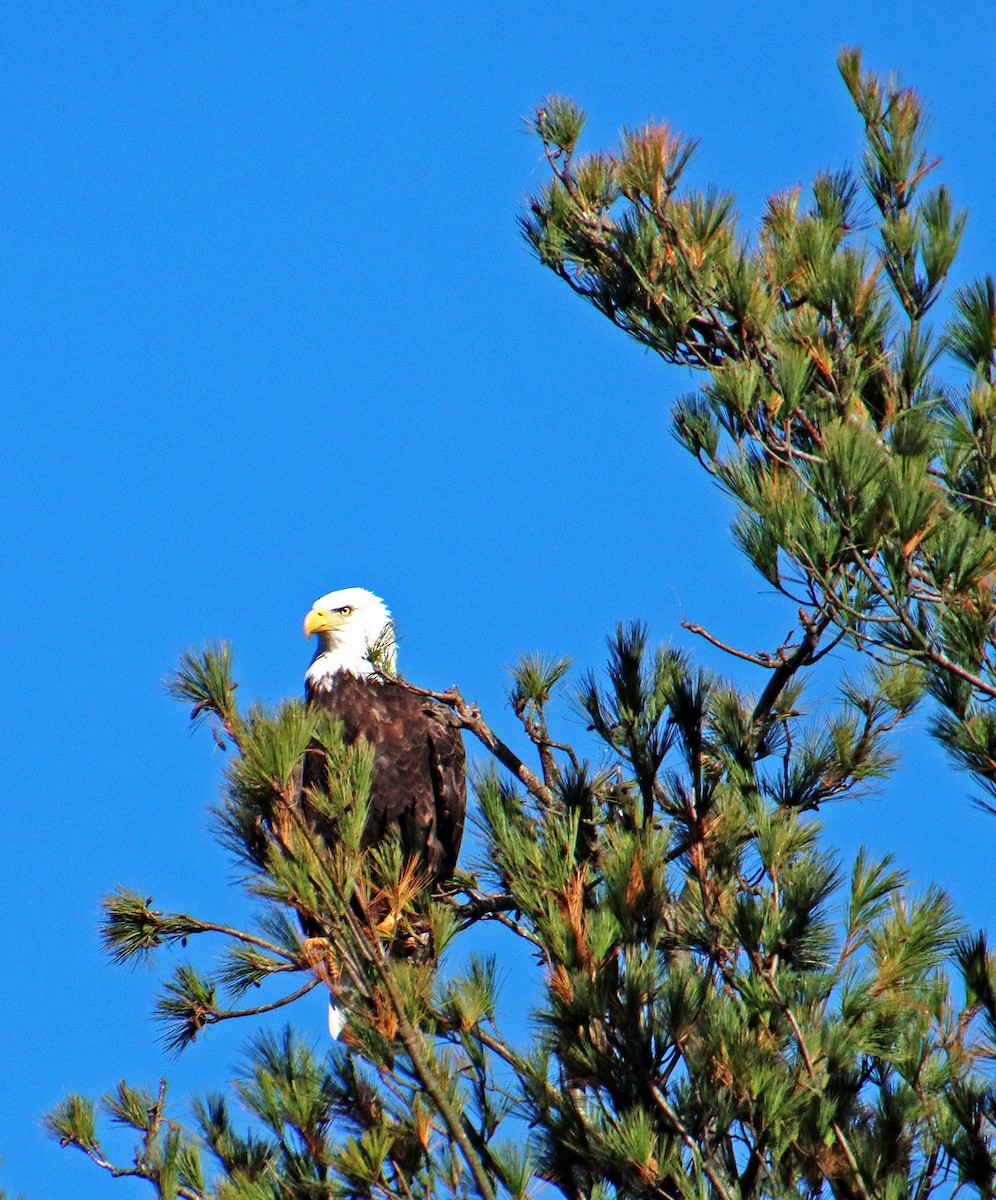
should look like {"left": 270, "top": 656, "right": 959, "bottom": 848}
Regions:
{"left": 303, "top": 587, "right": 396, "bottom": 691}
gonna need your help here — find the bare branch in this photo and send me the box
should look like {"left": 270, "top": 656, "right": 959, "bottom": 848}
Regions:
{"left": 387, "top": 674, "right": 556, "bottom": 805}
{"left": 682, "top": 622, "right": 784, "bottom": 668}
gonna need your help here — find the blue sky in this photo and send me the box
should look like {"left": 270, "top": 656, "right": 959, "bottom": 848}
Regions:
{"left": 3, "top": 3, "right": 996, "bottom": 1195}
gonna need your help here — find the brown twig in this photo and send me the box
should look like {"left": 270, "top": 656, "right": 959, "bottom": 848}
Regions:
{"left": 682, "top": 622, "right": 782, "bottom": 668}
{"left": 208, "top": 977, "right": 321, "bottom": 1024}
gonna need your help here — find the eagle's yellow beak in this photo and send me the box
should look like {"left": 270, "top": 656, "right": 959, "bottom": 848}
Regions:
{"left": 304, "top": 608, "right": 342, "bottom": 639}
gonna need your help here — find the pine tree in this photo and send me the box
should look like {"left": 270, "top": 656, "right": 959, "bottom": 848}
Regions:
{"left": 47, "top": 50, "right": 996, "bottom": 1200}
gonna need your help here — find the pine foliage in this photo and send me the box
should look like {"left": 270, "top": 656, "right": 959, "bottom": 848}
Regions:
{"left": 522, "top": 50, "right": 996, "bottom": 798}
{"left": 49, "top": 629, "right": 996, "bottom": 1198}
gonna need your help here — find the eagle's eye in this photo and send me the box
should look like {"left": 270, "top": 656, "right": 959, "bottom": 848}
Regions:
{"left": 336, "top": 606, "right": 353, "bottom": 615}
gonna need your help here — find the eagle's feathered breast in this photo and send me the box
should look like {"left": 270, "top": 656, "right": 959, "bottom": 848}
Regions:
{"left": 305, "top": 670, "right": 465, "bottom": 886}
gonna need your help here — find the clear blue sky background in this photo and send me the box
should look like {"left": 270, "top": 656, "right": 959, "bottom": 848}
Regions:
{"left": 3, "top": 3, "right": 996, "bottom": 1195}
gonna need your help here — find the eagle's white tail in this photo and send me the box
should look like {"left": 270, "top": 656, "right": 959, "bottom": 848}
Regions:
{"left": 328, "top": 1001, "right": 348, "bottom": 1040}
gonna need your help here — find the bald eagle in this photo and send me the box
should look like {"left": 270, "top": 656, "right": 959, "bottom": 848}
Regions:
{"left": 302, "top": 586, "right": 466, "bottom": 909}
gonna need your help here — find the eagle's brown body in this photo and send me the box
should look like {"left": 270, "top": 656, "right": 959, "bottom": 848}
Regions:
{"left": 304, "top": 670, "right": 465, "bottom": 887}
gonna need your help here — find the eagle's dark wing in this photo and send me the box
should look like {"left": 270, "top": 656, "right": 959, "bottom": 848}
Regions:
{"left": 422, "top": 698, "right": 466, "bottom": 885}
{"left": 304, "top": 672, "right": 466, "bottom": 888}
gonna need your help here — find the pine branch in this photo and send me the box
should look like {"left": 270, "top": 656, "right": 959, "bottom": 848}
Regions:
{"left": 335, "top": 899, "right": 500, "bottom": 1200}
{"left": 747, "top": 610, "right": 831, "bottom": 750}
{"left": 100, "top": 887, "right": 300, "bottom": 967}
{"left": 651, "top": 1087, "right": 735, "bottom": 1200}
{"left": 46, "top": 1081, "right": 204, "bottom": 1200}
{"left": 682, "top": 622, "right": 782, "bottom": 668}
{"left": 155, "top": 963, "right": 320, "bottom": 1053}
{"left": 508, "top": 652, "right": 574, "bottom": 790}
{"left": 167, "top": 643, "right": 243, "bottom": 750}
{"left": 445, "top": 886, "right": 520, "bottom": 928}
{"left": 753, "top": 953, "right": 874, "bottom": 1200}
{"left": 386, "top": 673, "right": 555, "bottom": 806}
